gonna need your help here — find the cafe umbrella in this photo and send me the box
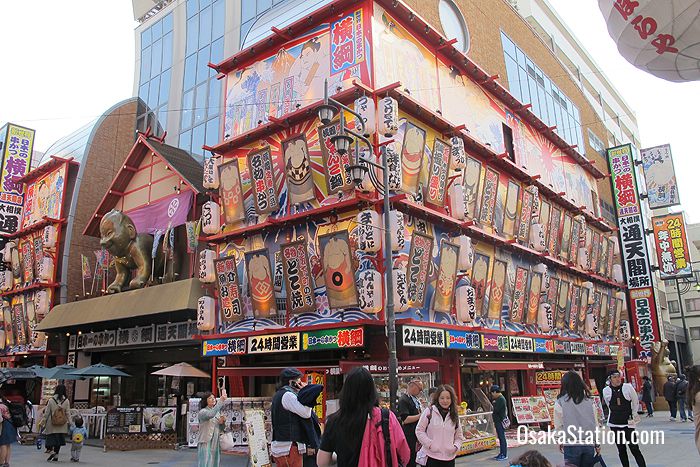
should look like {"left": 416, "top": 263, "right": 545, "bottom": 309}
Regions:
{"left": 151, "top": 362, "right": 210, "bottom": 378}
{"left": 66, "top": 363, "right": 130, "bottom": 378}
{"left": 41, "top": 364, "right": 86, "bottom": 380}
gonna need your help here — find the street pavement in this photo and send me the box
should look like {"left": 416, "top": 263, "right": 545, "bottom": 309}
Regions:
{"left": 9, "top": 411, "right": 696, "bottom": 466}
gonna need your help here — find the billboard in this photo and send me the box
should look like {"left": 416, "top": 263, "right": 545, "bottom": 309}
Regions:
{"left": 0, "top": 124, "right": 35, "bottom": 236}
{"left": 641, "top": 144, "right": 679, "bottom": 209}
{"left": 652, "top": 212, "right": 692, "bottom": 280}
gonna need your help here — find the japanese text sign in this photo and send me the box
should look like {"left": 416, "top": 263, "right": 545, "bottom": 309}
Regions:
{"left": 652, "top": 212, "right": 692, "bottom": 280}
{"left": 248, "top": 332, "right": 300, "bottom": 354}
{"left": 402, "top": 325, "right": 445, "bottom": 348}
{"left": 619, "top": 214, "right": 653, "bottom": 289}
{"left": 426, "top": 138, "right": 450, "bottom": 207}
{"left": 508, "top": 336, "right": 534, "bottom": 353}
{"left": 445, "top": 330, "right": 481, "bottom": 350}
{"left": 215, "top": 257, "right": 243, "bottom": 322}
{"left": 407, "top": 232, "right": 433, "bottom": 307}
{"left": 247, "top": 147, "right": 279, "bottom": 214}
{"left": 202, "top": 337, "right": 247, "bottom": 356}
{"left": 281, "top": 240, "right": 316, "bottom": 314}
{"left": 481, "top": 334, "right": 510, "bottom": 352}
{"left": 0, "top": 124, "right": 34, "bottom": 236}
{"left": 629, "top": 287, "right": 660, "bottom": 357}
{"left": 641, "top": 144, "right": 679, "bottom": 209}
{"left": 330, "top": 9, "right": 365, "bottom": 74}
{"left": 319, "top": 122, "right": 353, "bottom": 194}
{"left": 608, "top": 0, "right": 682, "bottom": 57}
{"left": 302, "top": 327, "right": 364, "bottom": 351}
{"left": 608, "top": 144, "right": 641, "bottom": 218}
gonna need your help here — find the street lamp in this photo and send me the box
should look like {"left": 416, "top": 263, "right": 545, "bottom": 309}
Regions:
{"left": 317, "top": 80, "right": 399, "bottom": 411}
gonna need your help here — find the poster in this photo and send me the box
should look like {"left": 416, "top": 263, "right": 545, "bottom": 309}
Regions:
{"left": 319, "top": 121, "right": 354, "bottom": 194}
{"left": 548, "top": 207, "right": 561, "bottom": 256}
{"left": 0, "top": 124, "right": 34, "bottom": 236}
{"left": 142, "top": 407, "right": 177, "bottom": 433}
{"left": 215, "top": 257, "right": 243, "bottom": 322}
{"left": 526, "top": 272, "right": 542, "bottom": 324}
{"left": 652, "top": 212, "right": 692, "bottom": 279}
{"left": 281, "top": 240, "right": 316, "bottom": 314}
{"left": 568, "top": 285, "right": 580, "bottom": 332}
{"left": 426, "top": 138, "right": 450, "bottom": 207}
{"left": 502, "top": 180, "right": 520, "bottom": 237}
{"left": 579, "top": 286, "right": 590, "bottom": 334}
{"left": 472, "top": 253, "right": 491, "bottom": 316}
{"left": 464, "top": 157, "right": 482, "bottom": 219}
{"left": 218, "top": 160, "right": 245, "bottom": 224}
{"left": 247, "top": 147, "right": 279, "bottom": 215}
{"left": 488, "top": 259, "right": 507, "bottom": 319}
{"left": 511, "top": 396, "right": 551, "bottom": 423}
{"left": 510, "top": 267, "right": 529, "bottom": 323}
{"left": 479, "top": 168, "right": 499, "bottom": 226}
{"left": 245, "top": 248, "right": 277, "bottom": 317}
{"left": 244, "top": 408, "right": 272, "bottom": 467}
{"left": 539, "top": 200, "right": 551, "bottom": 244}
{"left": 400, "top": 122, "right": 426, "bottom": 194}
{"left": 21, "top": 163, "right": 66, "bottom": 229}
{"left": 591, "top": 231, "right": 601, "bottom": 272}
{"left": 21, "top": 240, "right": 33, "bottom": 284}
{"left": 407, "top": 232, "right": 433, "bottom": 308}
{"left": 517, "top": 188, "right": 534, "bottom": 242}
{"left": 641, "top": 144, "right": 680, "bottom": 209}
{"left": 319, "top": 231, "right": 358, "bottom": 309}
{"left": 560, "top": 213, "right": 572, "bottom": 261}
{"left": 281, "top": 135, "right": 315, "bottom": 204}
{"left": 569, "top": 218, "right": 581, "bottom": 264}
{"left": 555, "top": 281, "right": 569, "bottom": 330}
{"left": 433, "top": 241, "right": 459, "bottom": 313}
{"left": 11, "top": 302, "right": 27, "bottom": 345}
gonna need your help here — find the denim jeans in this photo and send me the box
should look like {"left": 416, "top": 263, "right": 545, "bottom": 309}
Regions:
{"left": 563, "top": 445, "right": 596, "bottom": 467}
{"left": 678, "top": 398, "right": 693, "bottom": 420}
{"left": 494, "top": 420, "right": 507, "bottom": 457}
{"left": 668, "top": 400, "right": 677, "bottom": 418}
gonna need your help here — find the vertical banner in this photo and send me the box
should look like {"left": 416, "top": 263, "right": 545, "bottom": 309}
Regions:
{"left": 561, "top": 214, "right": 573, "bottom": 261}
{"left": 555, "top": 281, "right": 569, "bottom": 330}
{"left": 247, "top": 147, "right": 279, "bottom": 215}
{"left": 426, "top": 138, "right": 450, "bottom": 207}
{"left": 214, "top": 257, "right": 243, "bottom": 322}
{"left": 569, "top": 218, "right": 581, "bottom": 265}
{"left": 641, "top": 144, "right": 679, "bottom": 209}
{"left": 608, "top": 144, "right": 660, "bottom": 358}
{"left": 0, "top": 124, "right": 34, "bottom": 236}
{"left": 578, "top": 286, "right": 590, "bottom": 333}
{"left": 517, "top": 188, "right": 534, "bottom": 243}
{"left": 479, "top": 168, "right": 499, "bottom": 226}
{"left": 400, "top": 122, "right": 426, "bottom": 194}
{"left": 568, "top": 285, "right": 580, "bottom": 332}
{"left": 651, "top": 212, "right": 692, "bottom": 279}
{"left": 319, "top": 231, "right": 358, "bottom": 309}
{"left": 606, "top": 238, "right": 615, "bottom": 279}
{"left": 472, "top": 252, "right": 491, "bottom": 316}
{"left": 464, "top": 157, "right": 482, "bottom": 219}
{"left": 433, "top": 241, "right": 459, "bottom": 313}
{"left": 245, "top": 248, "right": 277, "bottom": 317}
{"left": 281, "top": 240, "right": 316, "bottom": 314}
{"left": 591, "top": 231, "right": 602, "bottom": 272}
{"left": 548, "top": 207, "right": 561, "bottom": 255}
{"left": 218, "top": 160, "right": 245, "bottom": 224}
{"left": 503, "top": 180, "right": 520, "bottom": 237}
{"left": 406, "top": 232, "right": 433, "bottom": 308}
{"left": 282, "top": 135, "right": 315, "bottom": 205}
{"left": 526, "top": 272, "right": 542, "bottom": 324}
{"left": 319, "top": 122, "right": 353, "bottom": 194}
{"left": 21, "top": 240, "right": 34, "bottom": 283}
{"left": 510, "top": 266, "right": 529, "bottom": 323}
{"left": 488, "top": 259, "right": 508, "bottom": 319}
{"left": 592, "top": 292, "right": 603, "bottom": 334}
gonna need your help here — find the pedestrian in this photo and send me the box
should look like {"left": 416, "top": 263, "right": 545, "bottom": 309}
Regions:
{"left": 271, "top": 368, "right": 312, "bottom": 467}
{"left": 663, "top": 375, "right": 678, "bottom": 421}
{"left": 490, "top": 385, "right": 508, "bottom": 461}
{"left": 398, "top": 379, "right": 424, "bottom": 467}
{"left": 42, "top": 384, "right": 70, "bottom": 462}
{"left": 317, "top": 367, "right": 410, "bottom": 467}
{"left": 414, "top": 384, "right": 465, "bottom": 467}
{"left": 553, "top": 371, "right": 600, "bottom": 467}
{"left": 641, "top": 376, "right": 654, "bottom": 417}
{"left": 509, "top": 450, "right": 552, "bottom": 467}
{"left": 0, "top": 391, "right": 18, "bottom": 467}
{"left": 602, "top": 370, "right": 646, "bottom": 467}
{"left": 69, "top": 415, "right": 88, "bottom": 463}
{"left": 676, "top": 374, "right": 693, "bottom": 422}
{"left": 685, "top": 365, "right": 700, "bottom": 456}
{"left": 296, "top": 384, "right": 323, "bottom": 467}
{"left": 197, "top": 389, "right": 227, "bottom": 467}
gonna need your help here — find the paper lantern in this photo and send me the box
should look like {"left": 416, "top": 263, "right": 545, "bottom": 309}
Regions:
{"left": 0, "top": 270, "right": 11, "bottom": 292}
{"left": 393, "top": 268, "right": 410, "bottom": 312}
{"left": 43, "top": 225, "right": 58, "bottom": 249}
{"left": 203, "top": 156, "right": 220, "bottom": 190}
{"left": 354, "top": 95, "right": 376, "bottom": 137}
{"left": 586, "top": 313, "right": 597, "bottom": 338}
{"left": 385, "top": 142, "right": 402, "bottom": 191}
{"left": 379, "top": 96, "right": 399, "bottom": 137}
{"left": 38, "top": 257, "right": 54, "bottom": 281}
{"left": 389, "top": 210, "right": 405, "bottom": 252}
{"left": 533, "top": 263, "right": 550, "bottom": 290}
{"left": 455, "top": 285, "right": 476, "bottom": 324}
{"left": 615, "top": 291, "right": 628, "bottom": 313}
{"left": 197, "top": 296, "right": 216, "bottom": 331}
{"left": 448, "top": 183, "right": 467, "bottom": 220}
{"left": 1, "top": 242, "right": 13, "bottom": 263}
{"left": 356, "top": 167, "right": 376, "bottom": 194}
{"left": 35, "top": 289, "right": 49, "bottom": 316}
{"left": 450, "top": 136, "right": 466, "bottom": 171}
{"left": 202, "top": 201, "right": 221, "bottom": 235}
{"left": 538, "top": 302, "right": 553, "bottom": 332}
{"left": 619, "top": 320, "right": 631, "bottom": 340}
{"left": 199, "top": 249, "right": 216, "bottom": 283}
{"left": 612, "top": 264, "right": 624, "bottom": 283}
{"left": 357, "top": 269, "right": 382, "bottom": 313}
{"left": 526, "top": 185, "right": 540, "bottom": 219}
{"left": 457, "top": 235, "right": 473, "bottom": 272}
{"left": 356, "top": 210, "right": 382, "bottom": 253}
{"left": 529, "top": 223, "right": 546, "bottom": 252}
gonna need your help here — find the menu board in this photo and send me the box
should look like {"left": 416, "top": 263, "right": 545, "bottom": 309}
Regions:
{"left": 511, "top": 396, "right": 551, "bottom": 424}
{"left": 106, "top": 407, "right": 144, "bottom": 434}
{"left": 244, "top": 408, "right": 272, "bottom": 467}
{"left": 538, "top": 387, "right": 560, "bottom": 424}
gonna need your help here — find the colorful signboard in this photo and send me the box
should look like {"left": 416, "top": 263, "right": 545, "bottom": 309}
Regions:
{"left": 407, "top": 232, "right": 433, "bottom": 307}
{"left": 479, "top": 168, "right": 499, "bottom": 226}
{"left": 319, "top": 230, "right": 358, "bottom": 309}
{"left": 282, "top": 135, "right": 315, "bottom": 204}
{"left": 472, "top": 253, "right": 491, "bottom": 315}
{"left": 302, "top": 326, "right": 364, "bottom": 350}
{"left": 641, "top": 144, "right": 679, "bottom": 209}
{"left": 445, "top": 330, "right": 481, "bottom": 350}
{"left": 481, "top": 334, "right": 510, "bottom": 352}
{"left": 248, "top": 332, "right": 300, "bottom": 354}
{"left": 534, "top": 338, "right": 554, "bottom": 353}
{"left": 508, "top": 336, "right": 534, "bottom": 353}
{"left": 21, "top": 163, "right": 66, "bottom": 229}
{"left": 510, "top": 267, "right": 529, "bottom": 323}
{"left": 218, "top": 160, "right": 245, "bottom": 224}
{"left": 433, "top": 241, "right": 459, "bottom": 313}
{"left": 281, "top": 240, "right": 316, "bottom": 314}
{"left": 511, "top": 396, "right": 551, "bottom": 423}
{"left": 245, "top": 248, "right": 277, "bottom": 317}
{"left": 0, "top": 124, "right": 34, "bottom": 236}
{"left": 652, "top": 212, "right": 692, "bottom": 279}
{"left": 488, "top": 259, "right": 507, "bottom": 319}
{"left": 402, "top": 325, "right": 445, "bottom": 348}
{"left": 319, "top": 121, "right": 353, "bottom": 194}
{"left": 214, "top": 257, "right": 243, "bottom": 322}
{"left": 400, "top": 122, "right": 426, "bottom": 194}
{"left": 202, "top": 337, "right": 247, "bottom": 356}
{"left": 247, "top": 147, "right": 279, "bottom": 215}
{"left": 536, "top": 370, "right": 565, "bottom": 385}
{"left": 517, "top": 188, "right": 534, "bottom": 242}
{"left": 426, "top": 138, "right": 450, "bottom": 207}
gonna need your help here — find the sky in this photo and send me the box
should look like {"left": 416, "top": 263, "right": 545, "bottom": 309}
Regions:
{"left": 0, "top": 1, "right": 698, "bottom": 220}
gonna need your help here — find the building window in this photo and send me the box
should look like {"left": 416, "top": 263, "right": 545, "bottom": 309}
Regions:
{"left": 500, "top": 32, "right": 584, "bottom": 149}
{"left": 438, "top": 0, "right": 470, "bottom": 54}
{"left": 240, "top": 0, "right": 287, "bottom": 44}
{"left": 180, "top": 0, "right": 225, "bottom": 161}
{"left": 668, "top": 300, "right": 680, "bottom": 314}
{"left": 587, "top": 128, "right": 605, "bottom": 156}
{"left": 690, "top": 327, "right": 700, "bottom": 340}
{"left": 138, "top": 12, "right": 173, "bottom": 136}
{"left": 685, "top": 298, "right": 700, "bottom": 312}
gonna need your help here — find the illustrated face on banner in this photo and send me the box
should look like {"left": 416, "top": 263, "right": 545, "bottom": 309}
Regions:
{"left": 464, "top": 157, "right": 482, "bottom": 218}
{"left": 433, "top": 241, "right": 459, "bottom": 313}
{"left": 282, "top": 136, "right": 315, "bottom": 204}
{"left": 281, "top": 240, "right": 316, "bottom": 314}
{"left": 578, "top": 287, "right": 590, "bottom": 334}
{"left": 400, "top": 122, "right": 427, "bottom": 194}
{"left": 406, "top": 232, "right": 433, "bottom": 307}
{"left": 527, "top": 272, "right": 543, "bottom": 324}
{"left": 472, "top": 253, "right": 491, "bottom": 315}
{"left": 426, "top": 138, "right": 451, "bottom": 207}
{"left": 488, "top": 259, "right": 507, "bottom": 319}
{"left": 503, "top": 180, "right": 520, "bottom": 237}
{"left": 245, "top": 249, "right": 277, "bottom": 318}
{"left": 319, "top": 231, "right": 358, "bottom": 309}
{"left": 218, "top": 160, "right": 245, "bottom": 224}
{"left": 22, "top": 164, "right": 66, "bottom": 229}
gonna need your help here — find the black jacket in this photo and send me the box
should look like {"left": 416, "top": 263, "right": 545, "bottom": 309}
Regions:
{"left": 663, "top": 380, "right": 677, "bottom": 401}
{"left": 642, "top": 380, "right": 653, "bottom": 402}
{"left": 397, "top": 392, "right": 420, "bottom": 447}
{"left": 676, "top": 380, "right": 689, "bottom": 398}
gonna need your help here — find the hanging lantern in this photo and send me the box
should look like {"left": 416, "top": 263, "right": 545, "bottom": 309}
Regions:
{"left": 0, "top": 270, "right": 11, "bottom": 291}
{"left": 379, "top": 96, "right": 399, "bottom": 137}
{"left": 385, "top": 142, "right": 402, "bottom": 191}
{"left": 455, "top": 285, "right": 476, "bottom": 324}
{"left": 615, "top": 291, "right": 628, "bottom": 314}
{"left": 448, "top": 183, "right": 467, "bottom": 220}
{"left": 354, "top": 95, "right": 376, "bottom": 137}
{"left": 619, "top": 320, "right": 631, "bottom": 341}
{"left": 2, "top": 241, "right": 15, "bottom": 266}
{"left": 197, "top": 296, "right": 216, "bottom": 331}
{"left": 356, "top": 210, "right": 382, "bottom": 253}
{"left": 393, "top": 268, "right": 410, "bottom": 312}
{"left": 526, "top": 185, "right": 540, "bottom": 219}
{"left": 32, "top": 331, "right": 47, "bottom": 348}
{"left": 389, "top": 210, "right": 405, "bottom": 252}
{"left": 38, "top": 257, "right": 54, "bottom": 281}
{"left": 35, "top": 289, "right": 49, "bottom": 316}
{"left": 203, "top": 156, "right": 220, "bottom": 190}
{"left": 199, "top": 249, "right": 216, "bottom": 283}
{"left": 586, "top": 313, "right": 597, "bottom": 338}
{"left": 450, "top": 136, "right": 466, "bottom": 171}
{"left": 202, "top": 201, "right": 221, "bottom": 235}
{"left": 529, "top": 223, "right": 546, "bottom": 252}
{"left": 582, "top": 282, "right": 594, "bottom": 304}
{"left": 457, "top": 235, "right": 473, "bottom": 272}
{"left": 357, "top": 268, "right": 382, "bottom": 313}
{"left": 533, "top": 263, "right": 550, "bottom": 290}
{"left": 538, "top": 302, "right": 553, "bottom": 332}
{"left": 356, "top": 167, "right": 376, "bottom": 194}
{"left": 43, "top": 225, "right": 58, "bottom": 249}
{"left": 612, "top": 264, "right": 624, "bottom": 283}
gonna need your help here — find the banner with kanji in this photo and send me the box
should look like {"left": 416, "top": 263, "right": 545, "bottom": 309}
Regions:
{"left": 652, "top": 212, "right": 692, "bottom": 280}
{"left": 0, "top": 124, "right": 35, "bottom": 236}
{"left": 81, "top": 254, "right": 92, "bottom": 279}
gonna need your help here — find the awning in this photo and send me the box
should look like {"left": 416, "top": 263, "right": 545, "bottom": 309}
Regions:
{"left": 217, "top": 366, "right": 335, "bottom": 377}
{"left": 36, "top": 278, "right": 204, "bottom": 332}
{"left": 476, "top": 361, "right": 544, "bottom": 371}
{"left": 339, "top": 358, "right": 440, "bottom": 374}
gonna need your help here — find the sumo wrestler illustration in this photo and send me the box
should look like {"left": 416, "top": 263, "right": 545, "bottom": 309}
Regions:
{"left": 99, "top": 210, "right": 165, "bottom": 293}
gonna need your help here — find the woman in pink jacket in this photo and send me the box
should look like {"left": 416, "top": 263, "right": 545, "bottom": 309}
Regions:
{"left": 415, "top": 384, "right": 465, "bottom": 467}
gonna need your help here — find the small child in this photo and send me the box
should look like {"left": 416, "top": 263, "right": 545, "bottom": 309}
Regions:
{"left": 69, "top": 416, "right": 88, "bottom": 463}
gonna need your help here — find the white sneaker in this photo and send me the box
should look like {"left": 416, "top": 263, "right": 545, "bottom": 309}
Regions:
{"left": 670, "top": 417, "right": 677, "bottom": 421}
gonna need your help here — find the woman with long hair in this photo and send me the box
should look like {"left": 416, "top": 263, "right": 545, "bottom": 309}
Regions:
{"left": 42, "top": 384, "right": 70, "bottom": 462}
{"left": 554, "top": 371, "right": 599, "bottom": 467}
{"left": 317, "top": 367, "right": 409, "bottom": 467}
{"left": 415, "top": 384, "right": 465, "bottom": 467}
{"left": 686, "top": 365, "right": 700, "bottom": 455}
{"left": 0, "top": 390, "right": 17, "bottom": 467}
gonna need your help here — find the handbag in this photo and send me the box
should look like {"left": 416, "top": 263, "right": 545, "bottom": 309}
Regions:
{"left": 219, "top": 431, "right": 234, "bottom": 451}
{"left": 502, "top": 417, "right": 511, "bottom": 429}
{"left": 591, "top": 453, "right": 608, "bottom": 467}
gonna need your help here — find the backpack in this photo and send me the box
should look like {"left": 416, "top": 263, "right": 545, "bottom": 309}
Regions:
{"left": 8, "top": 402, "right": 27, "bottom": 428}
{"left": 51, "top": 398, "right": 68, "bottom": 426}
{"left": 380, "top": 408, "right": 392, "bottom": 467}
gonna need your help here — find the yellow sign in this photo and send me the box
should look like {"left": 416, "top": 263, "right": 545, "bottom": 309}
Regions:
{"left": 535, "top": 370, "right": 565, "bottom": 386}
{"left": 0, "top": 124, "right": 35, "bottom": 236}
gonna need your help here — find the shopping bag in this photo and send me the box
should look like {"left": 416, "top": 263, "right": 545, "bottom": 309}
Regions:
{"left": 219, "top": 431, "right": 235, "bottom": 452}
{"left": 591, "top": 454, "right": 607, "bottom": 467}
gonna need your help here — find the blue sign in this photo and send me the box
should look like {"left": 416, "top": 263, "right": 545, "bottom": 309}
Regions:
{"left": 445, "top": 330, "right": 481, "bottom": 350}
{"left": 534, "top": 338, "right": 553, "bottom": 353}
{"left": 202, "top": 337, "right": 246, "bottom": 357}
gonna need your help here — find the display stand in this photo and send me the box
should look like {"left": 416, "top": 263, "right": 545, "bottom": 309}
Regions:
{"left": 244, "top": 408, "right": 272, "bottom": 467}
{"left": 187, "top": 397, "right": 272, "bottom": 449}
{"left": 457, "top": 389, "right": 497, "bottom": 456}
{"left": 104, "top": 406, "right": 178, "bottom": 451}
